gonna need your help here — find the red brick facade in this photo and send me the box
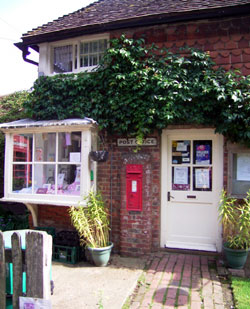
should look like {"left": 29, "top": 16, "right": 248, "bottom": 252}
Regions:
{"left": 111, "top": 15, "right": 250, "bottom": 75}
{"left": 36, "top": 14, "right": 250, "bottom": 256}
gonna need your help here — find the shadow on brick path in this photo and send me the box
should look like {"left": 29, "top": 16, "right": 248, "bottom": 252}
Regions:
{"left": 127, "top": 252, "right": 234, "bottom": 309}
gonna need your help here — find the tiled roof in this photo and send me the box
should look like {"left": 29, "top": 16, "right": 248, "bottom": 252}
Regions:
{"left": 22, "top": 0, "right": 250, "bottom": 42}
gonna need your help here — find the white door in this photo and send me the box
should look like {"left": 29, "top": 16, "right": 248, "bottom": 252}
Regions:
{"left": 161, "top": 129, "right": 223, "bottom": 252}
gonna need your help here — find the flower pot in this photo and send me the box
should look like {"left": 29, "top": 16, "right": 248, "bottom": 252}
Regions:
{"left": 87, "top": 242, "right": 113, "bottom": 267}
{"left": 223, "top": 242, "right": 249, "bottom": 269}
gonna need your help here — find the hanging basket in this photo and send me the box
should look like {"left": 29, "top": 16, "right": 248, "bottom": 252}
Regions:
{"left": 89, "top": 150, "right": 109, "bottom": 162}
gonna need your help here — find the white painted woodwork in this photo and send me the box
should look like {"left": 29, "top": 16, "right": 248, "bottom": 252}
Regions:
{"left": 161, "top": 128, "right": 223, "bottom": 252}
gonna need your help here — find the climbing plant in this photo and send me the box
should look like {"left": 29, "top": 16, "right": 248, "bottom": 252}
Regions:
{"left": 24, "top": 35, "right": 250, "bottom": 145}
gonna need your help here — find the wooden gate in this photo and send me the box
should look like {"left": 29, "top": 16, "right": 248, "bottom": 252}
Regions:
{"left": 0, "top": 230, "right": 52, "bottom": 309}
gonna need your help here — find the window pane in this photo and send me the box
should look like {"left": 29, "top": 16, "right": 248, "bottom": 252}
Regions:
{"left": 13, "top": 134, "right": 33, "bottom": 162}
{"left": 35, "top": 133, "right": 56, "bottom": 162}
{"left": 92, "top": 54, "right": 98, "bottom": 66}
{"left": 58, "top": 132, "right": 81, "bottom": 162}
{"left": 79, "top": 39, "right": 108, "bottom": 67}
{"left": 34, "top": 164, "right": 55, "bottom": 194}
{"left": 172, "top": 166, "right": 190, "bottom": 190}
{"left": 53, "top": 45, "right": 72, "bottom": 73}
{"left": 232, "top": 153, "right": 250, "bottom": 195}
{"left": 57, "top": 164, "right": 81, "bottom": 196}
{"left": 172, "top": 140, "right": 190, "bottom": 164}
{"left": 12, "top": 164, "right": 32, "bottom": 193}
{"left": 93, "top": 41, "right": 98, "bottom": 52}
{"left": 193, "top": 167, "right": 212, "bottom": 191}
{"left": 84, "top": 56, "right": 89, "bottom": 67}
{"left": 193, "top": 140, "right": 212, "bottom": 165}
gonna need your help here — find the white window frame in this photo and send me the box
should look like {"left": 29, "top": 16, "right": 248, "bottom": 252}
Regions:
{"left": 227, "top": 142, "right": 250, "bottom": 198}
{"left": 48, "top": 33, "right": 110, "bottom": 75}
{"left": 2, "top": 124, "right": 98, "bottom": 206}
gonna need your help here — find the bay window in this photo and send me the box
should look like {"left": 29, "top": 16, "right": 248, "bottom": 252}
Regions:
{"left": 1, "top": 119, "right": 98, "bottom": 206}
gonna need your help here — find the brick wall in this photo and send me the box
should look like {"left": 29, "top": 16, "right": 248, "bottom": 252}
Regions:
{"left": 111, "top": 14, "right": 250, "bottom": 75}
{"left": 97, "top": 133, "right": 161, "bottom": 256}
{"left": 34, "top": 205, "right": 73, "bottom": 232}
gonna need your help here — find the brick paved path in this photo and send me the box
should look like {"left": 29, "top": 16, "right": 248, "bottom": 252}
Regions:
{"left": 128, "top": 252, "right": 233, "bottom": 309}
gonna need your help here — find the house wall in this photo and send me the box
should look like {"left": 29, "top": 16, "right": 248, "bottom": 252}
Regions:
{"left": 35, "top": 13, "right": 250, "bottom": 256}
{"left": 110, "top": 14, "right": 250, "bottom": 76}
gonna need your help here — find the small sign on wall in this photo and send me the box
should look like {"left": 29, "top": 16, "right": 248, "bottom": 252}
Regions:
{"left": 117, "top": 138, "right": 157, "bottom": 146}
{"left": 19, "top": 297, "right": 51, "bottom": 309}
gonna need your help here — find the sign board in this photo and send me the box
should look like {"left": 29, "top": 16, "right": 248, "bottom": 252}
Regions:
{"left": 19, "top": 297, "right": 52, "bottom": 309}
{"left": 117, "top": 138, "right": 157, "bottom": 147}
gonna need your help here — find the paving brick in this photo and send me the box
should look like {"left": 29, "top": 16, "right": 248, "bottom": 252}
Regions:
{"left": 190, "top": 301, "right": 202, "bottom": 308}
{"left": 179, "top": 287, "right": 189, "bottom": 296}
{"left": 165, "top": 297, "right": 176, "bottom": 306}
{"left": 166, "top": 287, "right": 178, "bottom": 299}
{"left": 190, "top": 291, "right": 201, "bottom": 302}
{"left": 214, "top": 292, "right": 224, "bottom": 305}
{"left": 177, "top": 295, "right": 189, "bottom": 306}
{"left": 228, "top": 268, "right": 246, "bottom": 277}
{"left": 203, "top": 296, "right": 214, "bottom": 308}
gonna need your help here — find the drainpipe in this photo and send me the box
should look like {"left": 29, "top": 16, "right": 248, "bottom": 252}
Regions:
{"left": 110, "top": 143, "right": 113, "bottom": 242}
{"left": 14, "top": 43, "right": 38, "bottom": 66}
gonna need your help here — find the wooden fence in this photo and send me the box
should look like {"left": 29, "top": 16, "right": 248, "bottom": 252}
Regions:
{"left": 0, "top": 230, "right": 52, "bottom": 309}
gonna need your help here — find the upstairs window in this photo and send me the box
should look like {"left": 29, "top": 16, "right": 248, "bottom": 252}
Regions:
{"left": 52, "top": 37, "right": 108, "bottom": 74}
{"left": 54, "top": 45, "right": 73, "bottom": 73}
{"left": 80, "top": 39, "right": 107, "bottom": 68}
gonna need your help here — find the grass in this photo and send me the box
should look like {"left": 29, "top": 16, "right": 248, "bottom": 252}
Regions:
{"left": 231, "top": 276, "right": 250, "bottom": 309}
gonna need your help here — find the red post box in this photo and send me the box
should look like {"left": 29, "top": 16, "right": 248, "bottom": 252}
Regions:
{"left": 126, "top": 164, "right": 143, "bottom": 211}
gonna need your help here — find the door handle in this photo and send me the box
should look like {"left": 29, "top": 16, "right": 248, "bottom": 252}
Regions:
{"left": 168, "top": 192, "right": 174, "bottom": 201}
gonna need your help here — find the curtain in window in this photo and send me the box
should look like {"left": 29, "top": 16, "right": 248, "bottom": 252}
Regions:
{"left": 54, "top": 45, "right": 72, "bottom": 73}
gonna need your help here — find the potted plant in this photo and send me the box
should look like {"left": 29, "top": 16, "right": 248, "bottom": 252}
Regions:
{"left": 219, "top": 189, "right": 250, "bottom": 269}
{"left": 69, "top": 190, "right": 113, "bottom": 266}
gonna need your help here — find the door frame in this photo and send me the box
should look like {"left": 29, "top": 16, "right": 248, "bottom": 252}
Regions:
{"left": 160, "top": 128, "right": 224, "bottom": 252}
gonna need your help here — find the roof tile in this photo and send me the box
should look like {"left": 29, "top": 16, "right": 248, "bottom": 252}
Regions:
{"left": 22, "top": 0, "right": 250, "bottom": 40}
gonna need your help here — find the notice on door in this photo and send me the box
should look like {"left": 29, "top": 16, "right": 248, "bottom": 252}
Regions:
{"left": 174, "top": 166, "right": 188, "bottom": 185}
{"left": 195, "top": 168, "right": 210, "bottom": 190}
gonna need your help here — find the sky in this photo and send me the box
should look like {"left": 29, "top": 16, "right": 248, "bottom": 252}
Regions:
{"left": 0, "top": 0, "right": 94, "bottom": 96}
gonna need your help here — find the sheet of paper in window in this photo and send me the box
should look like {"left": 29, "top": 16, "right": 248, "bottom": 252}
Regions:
{"left": 176, "top": 142, "right": 187, "bottom": 152}
{"left": 174, "top": 166, "right": 188, "bottom": 185}
{"left": 237, "top": 154, "right": 250, "bottom": 181}
{"left": 69, "top": 152, "right": 81, "bottom": 162}
{"left": 195, "top": 168, "right": 210, "bottom": 189}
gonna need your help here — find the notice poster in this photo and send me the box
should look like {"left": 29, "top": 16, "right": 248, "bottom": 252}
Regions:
{"left": 174, "top": 166, "right": 188, "bottom": 185}
{"left": 237, "top": 154, "right": 250, "bottom": 181}
{"left": 195, "top": 143, "right": 211, "bottom": 165}
{"left": 172, "top": 140, "right": 190, "bottom": 164}
{"left": 195, "top": 168, "right": 210, "bottom": 190}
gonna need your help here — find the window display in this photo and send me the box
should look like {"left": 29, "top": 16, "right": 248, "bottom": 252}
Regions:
{"left": 0, "top": 118, "right": 97, "bottom": 206}
{"left": 11, "top": 131, "right": 83, "bottom": 196}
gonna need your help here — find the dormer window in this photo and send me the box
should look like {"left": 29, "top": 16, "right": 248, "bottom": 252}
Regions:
{"left": 0, "top": 118, "right": 98, "bottom": 206}
{"left": 51, "top": 36, "right": 109, "bottom": 74}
